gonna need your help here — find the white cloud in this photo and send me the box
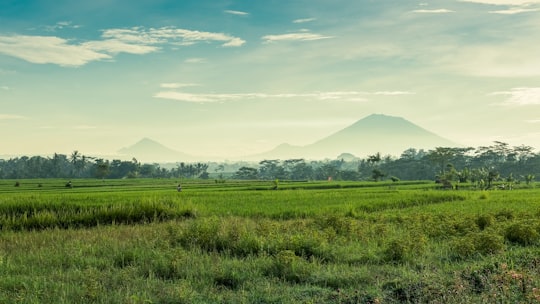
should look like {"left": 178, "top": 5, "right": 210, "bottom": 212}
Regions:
{"left": 491, "top": 87, "right": 540, "bottom": 105}
{"left": 83, "top": 39, "right": 158, "bottom": 55}
{"left": 101, "top": 28, "right": 161, "bottom": 44}
{"left": 146, "top": 27, "right": 246, "bottom": 47}
{"left": 45, "top": 21, "right": 81, "bottom": 31}
{"left": 160, "top": 83, "right": 200, "bottom": 89}
{"left": 412, "top": 9, "right": 455, "bottom": 13}
{"left": 458, "top": 0, "right": 540, "bottom": 5}
{"left": 293, "top": 18, "right": 316, "bottom": 23}
{"left": 184, "top": 57, "right": 206, "bottom": 63}
{"left": 0, "top": 114, "right": 27, "bottom": 120}
{"left": 445, "top": 42, "right": 540, "bottom": 77}
{"left": 374, "top": 91, "right": 415, "bottom": 95}
{"left": 1, "top": 86, "right": 9, "bottom": 91}
{"left": 0, "top": 27, "right": 245, "bottom": 67}
{"left": 0, "top": 35, "right": 111, "bottom": 67}
{"left": 154, "top": 90, "right": 413, "bottom": 103}
{"left": 489, "top": 7, "right": 540, "bottom": 14}
{"left": 526, "top": 119, "right": 540, "bottom": 123}
{"left": 262, "top": 32, "right": 333, "bottom": 43}
{"left": 154, "top": 91, "right": 222, "bottom": 103}
{"left": 224, "top": 10, "right": 249, "bottom": 15}
{"left": 228, "top": 119, "right": 354, "bottom": 128}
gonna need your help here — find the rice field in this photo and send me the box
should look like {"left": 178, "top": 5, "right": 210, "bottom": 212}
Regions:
{"left": 1, "top": 178, "right": 539, "bottom": 303}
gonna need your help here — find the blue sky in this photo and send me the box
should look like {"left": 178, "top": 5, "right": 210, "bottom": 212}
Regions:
{"left": 1, "top": 0, "right": 540, "bottom": 158}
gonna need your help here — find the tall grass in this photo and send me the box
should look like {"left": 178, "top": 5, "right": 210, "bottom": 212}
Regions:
{"left": 1, "top": 179, "right": 540, "bottom": 303}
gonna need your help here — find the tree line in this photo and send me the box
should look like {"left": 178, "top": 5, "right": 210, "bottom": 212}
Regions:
{"left": 1, "top": 142, "right": 538, "bottom": 187}
{"left": 0, "top": 151, "right": 209, "bottom": 180}
{"left": 232, "top": 142, "right": 539, "bottom": 188}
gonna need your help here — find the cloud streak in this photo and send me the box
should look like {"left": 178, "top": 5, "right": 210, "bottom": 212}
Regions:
{"left": 0, "top": 35, "right": 111, "bottom": 67}
{"left": 160, "top": 83, "right": 200, "bottom": 89}
{"left": 0, "top": 27, "right": 245, "bottom": 67}
{"left": 154, "top": 90, "right": 413, "bottom": 103}
{"left": 224, "top": 10, "right": 249, "bottom": 15}
{"left": 412, "top": 9, "right": 455, "bottom": 13}
{"left": 0, "top": 114, "right": 27, "bottom": 120}
{"left": 458, "top": 0, "right": 540, "bottom": 5}
{"left": 489, "top": 7, "right": 540, "bottom": 14}
{"left": 293, "top": 18, "right": 316, "bottom": 23}
{"left": 491, "top": 87, "right": 540, "bottom": 105}
{"left": 262, "top": 31, "right": 333, "bottom": 43}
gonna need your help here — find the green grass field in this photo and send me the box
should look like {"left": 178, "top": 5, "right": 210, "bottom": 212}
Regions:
{"left": 1, "top": 178, "right": 540, "bottom": 303}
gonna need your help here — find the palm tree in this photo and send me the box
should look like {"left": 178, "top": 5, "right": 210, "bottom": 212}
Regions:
{"left": 70, "top": 150, "right": 80, "bottom": 177}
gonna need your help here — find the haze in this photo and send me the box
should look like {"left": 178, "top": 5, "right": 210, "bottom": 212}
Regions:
{"left": 1, "top": 0, "right": 539, "bottom": 159}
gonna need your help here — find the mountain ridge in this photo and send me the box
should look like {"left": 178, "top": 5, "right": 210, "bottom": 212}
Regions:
{"left": 251, "top": 114, "right": 457, "bottom": 160}
{"left": 118, "top": 137, "right": 195, "bottom": 162}
{"left": 118, "top": 114, "right": 458, "bottom": 161}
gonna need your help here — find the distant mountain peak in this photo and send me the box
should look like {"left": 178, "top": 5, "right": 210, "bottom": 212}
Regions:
{"left": 253, "top": 113, "right": 458, "bottom": 160}
{"left": 120, "top": 138, "right": 172, "bottom": 151}
{"left": 118, "top": 138, "right": 193, "bottom": 162}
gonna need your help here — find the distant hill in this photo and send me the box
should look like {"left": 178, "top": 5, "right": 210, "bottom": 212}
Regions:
{"left": 118, "top": 138, "right": 194, "bottom": 162}
{"left": 118, "top": 115, "right": 458, "bottom": 162}
{"left": 254, "top": 114, "right": 458, "bottom": 160}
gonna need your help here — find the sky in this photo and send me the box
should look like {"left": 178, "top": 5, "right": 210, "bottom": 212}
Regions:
{"left": 1, "top": 0, "right": 540, "bottom": 159}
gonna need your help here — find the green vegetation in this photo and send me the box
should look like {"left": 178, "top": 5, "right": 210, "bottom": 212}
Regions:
{"left": 2, "top": 142, "right": 539, "bottom": 186}
{"left": 1, "top": 178, "right": 540, "bottom": 303}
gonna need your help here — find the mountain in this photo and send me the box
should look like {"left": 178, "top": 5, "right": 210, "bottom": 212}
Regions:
{"left": 118, "top": 115, "right": 458, "bottom": 162}
{"left": 256, "top": 114, "right": 458, "bottom": 160}
{"left": 118, "top": 138, "right": 194, "bottom": 162}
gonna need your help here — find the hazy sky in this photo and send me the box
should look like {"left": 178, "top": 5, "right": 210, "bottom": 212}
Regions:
{"left": 1, "top": 0, "right": 540, "bottom": 158}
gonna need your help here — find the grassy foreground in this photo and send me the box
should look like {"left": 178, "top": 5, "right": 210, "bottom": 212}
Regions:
{"left": 1, "top": 179, "right": 540, "bottom": 303}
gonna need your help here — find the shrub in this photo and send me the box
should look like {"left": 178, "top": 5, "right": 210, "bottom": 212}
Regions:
{"left": 213, "top": 268, "right": 246, "bottom": 290}
{"left": 264, "top": 250, "right": 314, "bottom": 283}
{"left": 451, "top": 237, "right": 476, "bottom": 259}
{"left": 505, "top": 222, "right": 539, "bottom": 246}
{"left": 496, "top": 209, "right": 514, "bottom": 221}
{"left": 382, "top": 239, "right": 409, "bottom": 263}
{"left": 382, "top": 232, "right": 427, "bottom": 263}
{"left": 175, "top": 217, "right": 223, "bottom": 251}
{"left": 476, "top": 214, "right": 494, "bottom": 230}
{"left": 451, "top": 232, "right": 505, "bottom": 259}
{"left": 474, "top": 232, "right": 505, "bottom": 255}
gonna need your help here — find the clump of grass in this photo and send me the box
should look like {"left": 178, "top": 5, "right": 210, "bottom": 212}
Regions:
{"left": 451, "top": 232, "right": 505, "bottom": 259}
{"left": 0, "top": 199, "right": 196, "bottom": 231}
{"left": 496, "top": 209, "right": 514, "bottom": 221}
{"left": 213, "top": 262, "right": 250, "bottom": 290}
{"left": 475, "top": 232, "right": 505, "bottom": 255}
{"left": 264, "top": 250, "right": 314, "bottom": 283}
{"left": 382, "top": 232, "right": 427, "bottom": 263}
{"left": 505, "top": 222, "right": 539, "bottom": 246}
{"left": 476, "top": 214, "right": 495, "bottom": 230}
{"left": 315, "top": 214, "right": 357, "bottom": 237}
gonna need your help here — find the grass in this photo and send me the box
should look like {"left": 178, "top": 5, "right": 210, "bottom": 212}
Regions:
{"left": 0, "top": 178, "right": 539, "bottom": 303}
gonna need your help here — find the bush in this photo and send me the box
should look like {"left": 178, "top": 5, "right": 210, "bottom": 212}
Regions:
{"left": 451, "top": 237, "right": 477, "bottom": 259}
{"left": 474, "top": 232, "right": 505, "bottom": 255}
{"left": 213, "top": 266, "right": 247, "bottom": 290}
{"left": 264, "top": 250, "right": 314, "bottom": 283}
{"left": 451, "top": 232, "right": 505, "bottom": 259}
{"left": 496, "top": 209, "right": 514, "bottom": 221}
{"left": 476, "top": 214, "right": 494, "bottom": 230}
{"left": 382, "top": 233, "right": 426, "bottom": 263}
{"left": 505, "top": 222, "right": 539, "bottom": 246}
